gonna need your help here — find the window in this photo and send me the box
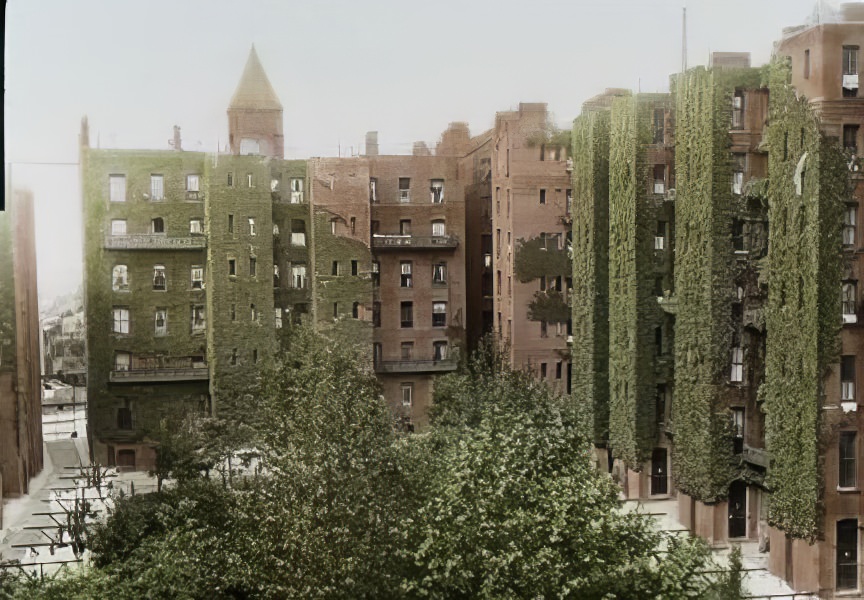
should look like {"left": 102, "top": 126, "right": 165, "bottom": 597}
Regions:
{"left": 117, "top": 405, "right": 133, "bottom": 430}
{"left": 275, "top": 308, "right": 283, "bottom": 329}
{"left": 253, "top": 349, "right": 258, "bottom": 364}
{"left": 190, "top": 218, "right": 203, "bottom": 234}
{"left": 731, "top": 407, "right": 745, "bottom": 454}
{"left": 842, "top": 355, "right": 856, "bottom": 401}
{"left": 730, "top": 347, "right": 744, "bottom": 382}
{"left": 844, "top": 125, "right": 860, "bottom": 153}
{"left": 433, "top": 341, "right": 448, "bottom": 361}
{"left": 399, "top": 177, "right": 410, "bottom": 202}
{"left": 401, "top": 302, "right": 413, "bottom": 328}
{"left": 732, "top": 91, "right": 744, "bottom": 129}
{"left": 842, "top": 46, "right": 859, "bottom": 98}
{"left": 432, "top": 220, "right": 446, "bottom": 237}
{"left": 247, "top": 173, "right": 254, "bottom": 188}
{"left": 401, "top": 383, "right": 413, "bottom": 407}
{"left": 291, "top": 264, "right": 307, "bottom": 289}
{"left": 114, "top": 351, "right": 131, "bottom": 371}
{"left": 111, "top": 219, "right": 127, "bottom": 235}
{"left": 432, "top": 302, "right": 447, "bottom": 327}
{"left": 350, "top": 217, "right": 356, "bottom": 234}
{"left": 837, "top": 519, "right": 858, "bottom": 589}
{"left": 230, "top": 304, "right": 236, "bottom": 321}
{"left": 154, "top": 309, "right": 167, "bottom": 336}
{"left": 732, "top": 220, "right": 746, "bottom": 253}
{"left": 112, "top": 265, "right": 128, "bottom": 291}
{"left": 840, "top": 432, "right": 857, "bottom": 488}
{"left": 555, "top": 361, "right": 563, "bottom": 379}
{"left": 240, "top": 139, "right": 260, "bottom": 155}
{"left": 109, "top": 175, "right": 126, "bottom": 202}
{"left": 804, "top": 49, "right": 810, "bottom": 79}
{"left": 540, "top": 321, "right": 548, "bottom": 338}
{"left": 333, "top": 302, "right": 339, "bottom": 318}
{"left": 191, "top": 305, "right": 206, "bottom": 332}
{"left": 351, "top": 260, "right": 358, "bottom": 276}
{"left": 273, "top": 264, "right": 280, "bottom": 286}
{"left": 290, "top": 219, "right": 306, "bottom": 246}
{"left": 248, "top": 256, "right": 256, "bottom": 277}
{"left": 369, "top": 178, "right": 378, "bottom": 203}
{"left": 112, "top": 307, "right": 130, "bottom": 334}
{"left": 228, "top": 259, "right": 237, "bottom": 277}
{"left": 540, "top": 189, "right": 546, "bottom": 205}
{"left": 331, "top": 219, "right": 338, "bottom": 235}
{"left": 151, "top": 218, "right": 165, "bottom": 234}
{"left": 401, "top": 342, "right": 414, "bottom": 360}
{"left": 372, "top": 261, "right": 380, "bottom": 286}
{"left": 566, "top": 189, "right": 572, "bottom": 215}
{"left": 653, "top": 165, "right": 666, "bottom": 194}
{"left": 248, "top": 217, "right": 256, "bottom": 236}
{"left": 150, "top": 175, "right": 164, "bottom": 200}
{"left": 401, "top": 261, "right": 413, "bottom": 287}
{"left": 289, "top": 178, "right": 304, "bottom": 203}
{"left": 230, "top": 348, "right": 238, "bottom": 366}
{"left": 227, "top": 172, "right": 234, "bottom": 187}
{"left": 251, "top": 304, "right": 258, "bottom": 322}
{"left": 844, "top": 282, "right": 858, "bottom": 324}
{"left": 400, "top": 219, "right": 412, "bottom": 235}
{"left": 228, "top": 214, "right": 234, "bottom": 233}
{"left": 655, "top": 221, "right": 667, "bottom": 250}
{"left": 373, "top": 302, "right": 381, "bottom": 327}
{"left": 332, "top": 261, "right": 341, "bottom": 276}
{"left": 653, "top": 109, "right": 665, "bottom": 144}
{"left": 273, "top": 223, "right": 280, "bottom": 236}
{"left": 186, "top": 174, "right": 200, "bottom": 192}
{"left": 153, "top": 265, "right": 166, "bottom": 291}
{"left": 732, "top": 154, "right": 745, "bottom": 195}
{"left": 432, "top": 263, "right": 447, "bottom": 285}
{"left": 430, "top": 179, "right": 444, "bottom": 203}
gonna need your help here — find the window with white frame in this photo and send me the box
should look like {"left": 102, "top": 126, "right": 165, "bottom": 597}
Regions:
{"left": 433, "top": 340, "right": 448, "bottom": 361}
{"left": 842, "top": 46, "right": 859, "bottom": 98}
{"left": 840, "top": 432, "right": 857, "bottom": 489}
{"left": 401, "top": 261, "right": 413, "bottom": 288}
{"left": 109, "top": 175, "right": 126, "bottom": 202}
{"left": 186, "top": 174, "right": 199, "bottom": 192}
{"left": 401, "top": 383, "right": 413, "bottom": 407}
{"left": 249, "top": 217, "right": 256, "bottom": 236}
{"left": 155, "top": 309, "right": 167, "bottom": 336}
{"left": 274, "top": 307, "right": 283, "bottom": 329}
{"left": 290, "top": 219, "right": 306, "bottom": 246}
{"left": 290, "top": 178, "right": 304, "bottom": 203}
{"left": 369, "top": 178, "right": 378, "bottom": 203}
{"left": 399, "top": 178, "right": 411, "bottom": 202}
{"left": 432, "top": 263, "right": 447, "bottom": 285}
{"left": 114, "top": 351, "right": 131, "bottom": 371}
{"left": 153, "top": 265, "right": 166, "bottom": 291}
{"left": 247, "top": 173, "right": 254, "bottom": 188}
{"left": 732, "top": 91, "right": 744, "bottom": 129}
{"left": 191, "top": 266, "right": 204, "bottom": 290}
{"left": 843, "top": 281, "right": 858, "bottom": 324}
{"left": 655, "top": 221, "right": 667, "bottom": 250}
{"left": 111, "top": 219, "right": 127, "bottom": 235}
{"left": 191, "top": 305, "right": 206, "bottom": 332}
{"left": 112, "top": 265, "right": 129, "bottom": 291}
{"left": 112, "top": 307, "right": 130, "bottom": 334}
{"left": 430, "top": 179, "right": 444, "bottom": 203}
{"left": 844, "top": 205, "right": 857, "bottom": 247}
{"left": 432, "top": 220, "right": 446, "bottom": 237}
{"left": 291, "top": 264, "right": 307, "bottom": 289}
{"left": 432, "top": 302, "right": 447, "bottom": 327}
{"left": 150, "top": 175, "right": 164, "bottom": 200}
{"left": 653, "top": 165, "right": 666, "bottom": 195}
{"left": 730, "top": 346, "right": 744, "bottom": 382}
{"left": 842, "top": 355, "right": 856, "bottom": 401}
{"left": 732, "top": 154, "right": 745, "bottom": 195}
{"left": 190, "top": 219, "right": 203, "bottom": 234}
{"left": 273, "top": 223, "right": 280, "bottom": 235}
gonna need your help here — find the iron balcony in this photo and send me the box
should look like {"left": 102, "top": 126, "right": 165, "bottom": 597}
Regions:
{"left": 372, "top": 234, "right": 458, "bottom": 250}
{"left": 109, "top": 367, "right": 209, "bottom": 383}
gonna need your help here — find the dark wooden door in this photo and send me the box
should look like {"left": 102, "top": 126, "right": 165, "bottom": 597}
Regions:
{"left": 651, "top": 448, "right": 668, "bottom": 495}
{"left": 728, "top": 480, "right": 747, "bottom": 538}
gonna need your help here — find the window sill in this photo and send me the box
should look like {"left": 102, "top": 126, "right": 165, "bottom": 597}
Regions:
{"left": 836, "top": 487, "right": 860, "bottom": 494}
{"left": 835, "top": 590, "right": 861, "bottom": 597}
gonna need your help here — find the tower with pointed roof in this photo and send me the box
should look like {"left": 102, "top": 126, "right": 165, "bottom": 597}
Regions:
{"left": 228, "top": 46, "right": 284, "bottom": 159}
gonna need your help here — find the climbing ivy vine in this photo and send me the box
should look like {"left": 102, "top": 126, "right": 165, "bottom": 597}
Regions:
{"left": 571, "top": 110, "right": 611, "bottom": 445}
{"left": 762, "top": 58, "right": 846, "bottom": 541}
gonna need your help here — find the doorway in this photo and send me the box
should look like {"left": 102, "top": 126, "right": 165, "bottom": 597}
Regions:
{"left": 651, "top": 448, "right": 668, "bottom": 495}
{"left": 728, "top": 480, "right": 747, "bottom": 538}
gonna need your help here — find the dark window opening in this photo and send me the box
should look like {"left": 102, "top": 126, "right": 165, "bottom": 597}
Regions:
{"left": 840, "top": 432, "right": 857, "bottom": 488}
{"left": 837, "top": 519, "right": 858, "bottom": 589}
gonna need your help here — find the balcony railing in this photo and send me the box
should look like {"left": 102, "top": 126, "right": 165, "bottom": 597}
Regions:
{"left": 374, "top": 358, "right": 457, "bottom": 374}
{"left": 372, "top": 234, "right": 458, "bottom": 250}
{"left": 110, "top": 367, "right": 209, "bottom": 383}
{"left": 104, "top": 234, "right": 207, "bottom": 250}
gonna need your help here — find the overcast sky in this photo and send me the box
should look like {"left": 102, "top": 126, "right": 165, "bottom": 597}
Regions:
{"left": 5, "top": 0, "right": 826, "bottom": 304}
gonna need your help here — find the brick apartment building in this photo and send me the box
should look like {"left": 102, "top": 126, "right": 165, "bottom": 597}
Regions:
{"left": 0, "top": 189, "right": 44, "bottom": 501}
{"left": 82, "top": 47, "right": 546, "bottom": 467}
{"left": 571, "top": 4, "right": 864, "bottom": 596}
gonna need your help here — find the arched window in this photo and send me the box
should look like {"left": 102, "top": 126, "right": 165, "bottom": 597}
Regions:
{"left": 151, "top": 217, "right": 165, "bottom": 234}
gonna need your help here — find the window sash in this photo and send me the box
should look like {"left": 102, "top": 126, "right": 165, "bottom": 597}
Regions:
{"left": 432, "top": 221, "right": 446, "bottom": 236}
{"left": 186, "top": 174, "right": 200, "bottom": 192}
{"left": 111, "top": 220, "right": 127, "bottom": 235}
{"left": 109, "top": 175, "right": 126, "bottom": 202}
{"left": 112, "top": 309, "right": 129, "bottom": 333}
{"left": 112, "top": 265, "right": 128, "bottom": 290}
{"left": 190, "top": 219, "right": 203, "bottom": 234}
{"left": 150, "top": 175, "right": 164, "bottom": 200}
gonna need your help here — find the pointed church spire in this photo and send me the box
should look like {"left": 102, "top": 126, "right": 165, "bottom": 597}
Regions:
{"left": 229, "top": 45, "right": 282, "bottom": 111}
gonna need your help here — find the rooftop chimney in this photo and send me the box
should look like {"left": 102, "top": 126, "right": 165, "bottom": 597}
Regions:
{"left": 413, "top": 141, "right": 431, "bottom": 156}
{"left": 365, "top": 131, "right": 379, "bottom": 156}
{"left": 170, "top": 125, "right": 182, "bottom": 151}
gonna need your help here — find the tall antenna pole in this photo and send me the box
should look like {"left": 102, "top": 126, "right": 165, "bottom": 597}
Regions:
{"left": 681, "top": 4, "right": 688, "bottom": 73}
